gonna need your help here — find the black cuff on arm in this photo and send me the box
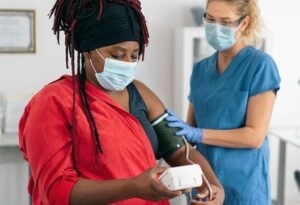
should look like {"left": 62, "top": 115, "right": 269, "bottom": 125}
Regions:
{"left": 152, "top": 113, "right": 185, "bottom": 159}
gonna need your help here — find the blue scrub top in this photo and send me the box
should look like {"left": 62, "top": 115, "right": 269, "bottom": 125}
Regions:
{"left": 189, "top": 46, "right": 280, "bottom": 205}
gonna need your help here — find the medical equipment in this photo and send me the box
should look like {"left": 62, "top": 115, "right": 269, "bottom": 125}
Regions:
{"left": 152, "top": 112, "right": 213, "bottom": 201}
{"left": 152, "top": 113, "right": 185, "bottom": 158}
{"left": 159, "top": 164, "right": 203, "bottom": 191}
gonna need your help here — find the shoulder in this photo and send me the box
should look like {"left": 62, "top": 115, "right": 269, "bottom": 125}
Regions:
{"left": 20, "top": 76, "right": 73, "bottom": 133}
{"left": 44, "top": 75, "right": 73, "bottom": 92}
{"left": 192, "top": 53, "right": 216, "bottom": 76}
{"left": 246, "top": 48, "right": 281, "bottom": 96}
{"left": 248, "top": 48, "right": 279, "bottom": 74}
{"left": 30, "top": 75, "right": 73, "bottom": 107}
{"left": 241, "top": 46, "right": 276, "bottom": 68}
{"left": 132, "top": 80, "right": 165, "bottom": 121}
{"left": 194, "top": 54, "right": 215, "bottom": 70}
{"left": 132, "top": 80, "right": 158, "bottom": 101}
{"left": 189, "top": 54, "right": 216, "bottom": 86}
{"left": 251, "top": 47, "right": 275, "bottom": 63}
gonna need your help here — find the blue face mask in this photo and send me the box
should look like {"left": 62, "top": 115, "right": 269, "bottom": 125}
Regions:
{"left": 205, "top": 22, "right": 237, "bottom": 51}
{"left": 90, "top": 49, "right": 137, "bottom": 91}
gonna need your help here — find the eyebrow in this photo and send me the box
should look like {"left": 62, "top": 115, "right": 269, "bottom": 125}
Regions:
{"left": 111, "top": 46, "right": 140, "bottom": 52}
{"left": 206, "top": 13, "right": 232, "bottom": 20}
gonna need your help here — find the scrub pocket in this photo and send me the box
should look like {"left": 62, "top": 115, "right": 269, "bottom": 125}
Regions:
{"left": 193, "top": 91, "right": 229, "bottom": 129}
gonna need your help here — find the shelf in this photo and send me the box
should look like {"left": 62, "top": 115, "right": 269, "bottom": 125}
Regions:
{"left": 0, "top": 134, "right": 19, "bottom": 147}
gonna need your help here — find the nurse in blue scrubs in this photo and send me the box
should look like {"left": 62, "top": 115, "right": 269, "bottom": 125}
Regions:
{"left": 167, "top": 0, "right": 280, "bottom": 204}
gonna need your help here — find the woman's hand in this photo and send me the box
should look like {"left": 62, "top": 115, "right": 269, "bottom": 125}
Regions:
{"left": 191, "top": 184, "right": 224, "bottom": 205}
{"left": 132, "top": 167, "right": 182, "bottom": 201}
{"left": 166, "top": 109, "right": 203, "bottom": 144}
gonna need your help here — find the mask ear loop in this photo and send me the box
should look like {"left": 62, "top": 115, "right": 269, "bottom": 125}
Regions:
{"left": 181, "top": 136, "right": 213, "bottom": 202}
{"left": 90, "top": 49, "right": 106, "bottom": 74}
{"left": 95, "top": 49, "right": 105, "bottom": 60}
{"left": 89, "top": 58, "right": 97, "bottom": 74}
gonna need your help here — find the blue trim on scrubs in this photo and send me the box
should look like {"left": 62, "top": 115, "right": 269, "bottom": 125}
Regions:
{"left": 189, "top": 46, "right": 280, "bottom": 205}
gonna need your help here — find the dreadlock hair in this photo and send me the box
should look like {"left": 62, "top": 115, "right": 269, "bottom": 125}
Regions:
{"left": 49, "top": 0, "right": 149, "bottom": 164}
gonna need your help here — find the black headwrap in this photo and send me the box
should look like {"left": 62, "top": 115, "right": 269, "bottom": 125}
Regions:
{"left": 75, "top": 1, "right": 142, "bottom": 52}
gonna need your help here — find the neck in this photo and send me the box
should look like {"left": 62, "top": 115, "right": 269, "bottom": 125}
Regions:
{"left": 219, "top": 41, "right": 245, "bottom": 61}
{"left": 217, "top": 41, "right": 246, "bottom": 74}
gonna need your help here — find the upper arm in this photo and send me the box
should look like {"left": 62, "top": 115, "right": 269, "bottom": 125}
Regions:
{"left": 246, "top": 90, "right": 276, "bottom": 141}
{"left": 133, "top": 80, "right": 165, "bottom": 121}
{"left": 19, "top": 93, "right": 78, "bottom": 205}
{"left": 133, "top": 80, "right": 189, "bottom": 159}
{"left": 245, "top": 54, "right": 280, "bottom": 145}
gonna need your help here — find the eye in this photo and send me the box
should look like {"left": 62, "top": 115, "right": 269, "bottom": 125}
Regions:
{"left": 220, "top": 21, "right": 231, "bottom": 26}
{"left": 131, "top": 53, "right": 139, "bottom": 61}
{"left": 111, "top": 53, "right": 125, "bottom": 60}
{"left": 206, "top": 18, "right": 215, "bottom": 23}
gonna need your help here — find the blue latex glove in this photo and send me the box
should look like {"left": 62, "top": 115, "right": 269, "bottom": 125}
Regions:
{"left": 166, "top": 109, "right": 203, "bottom": 144}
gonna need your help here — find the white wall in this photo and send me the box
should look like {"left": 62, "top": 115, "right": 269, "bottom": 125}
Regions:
{"left": 259, "top": 1, "right": 300, "bottom": 204}
{"left": 137, "top": 0, "right": 205, "bottom": 107}
{"left": 1, "top": 0, "right": 300, "bottom": 205}
{"left": 0, "top": 0, "right": 66, "bottom": 94}
{"left": 0, "top": 0, "right": 203, "bottom": 104}
{"left": 260, "top": 1, "right": 300, "bottom": 128}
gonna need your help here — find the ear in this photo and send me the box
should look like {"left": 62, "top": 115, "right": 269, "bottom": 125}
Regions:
{"left": 239, "top": 15, "right": 251, "bottom": 34}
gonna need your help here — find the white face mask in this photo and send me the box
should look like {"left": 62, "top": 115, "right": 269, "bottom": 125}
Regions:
{"left": 89, "top": 49, "right": 138, "bottom": 91}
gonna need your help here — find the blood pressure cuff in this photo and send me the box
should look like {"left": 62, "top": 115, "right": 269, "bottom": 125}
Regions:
{"left": 152, "top": 112, "right": 185, "bottom": 159}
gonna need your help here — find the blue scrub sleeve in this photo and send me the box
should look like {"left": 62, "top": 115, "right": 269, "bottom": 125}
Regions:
{"left": 188, "top": 63, "right": 199, "bottom": 103}
{"left": 249, "top": 55, "right": 281, "bottom": 97}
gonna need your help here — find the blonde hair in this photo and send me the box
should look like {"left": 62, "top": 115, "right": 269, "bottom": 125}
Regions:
{"left": 207, "top": 0, "right": 262, "bottom": 48}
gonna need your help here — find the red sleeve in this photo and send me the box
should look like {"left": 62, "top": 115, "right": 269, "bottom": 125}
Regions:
{"left": 19, "top": 88, "right": 79, "bottom": 205}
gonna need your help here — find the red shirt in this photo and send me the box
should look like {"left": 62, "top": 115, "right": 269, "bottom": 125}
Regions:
{"left": 19, "top": 76, "right": 169, "bottom": 205}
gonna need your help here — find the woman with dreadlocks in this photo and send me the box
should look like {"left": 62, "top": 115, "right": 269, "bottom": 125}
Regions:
{"left": 19, "top": 0, "right": 224, "bottom": 205}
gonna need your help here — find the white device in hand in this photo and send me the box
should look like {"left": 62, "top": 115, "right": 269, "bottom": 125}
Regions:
{"left": 159, "top": 164, "right": 203, "bottom": 191}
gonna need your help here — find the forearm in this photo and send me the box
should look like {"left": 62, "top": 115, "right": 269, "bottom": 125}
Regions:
{"left": 70, "top": 178, "right": 136, "bottom": 205}
{"left": 203, "top": 127, "right": 265, "bottom": 148}
{"left": 189, "top": 148, "right": 222, "bottom": 188}
{"left": 200, "top": 92, "right": 275, "bottom": 149}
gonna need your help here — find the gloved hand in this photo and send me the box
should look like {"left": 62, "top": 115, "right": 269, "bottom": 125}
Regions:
{"left": 166, "top": 109, "right": 203, "bottom": 144}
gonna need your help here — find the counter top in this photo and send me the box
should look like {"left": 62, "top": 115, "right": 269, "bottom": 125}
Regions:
{"left": 0, "top": 134, "right": 18, "bottom": 147}
{"left": 268, "top": 127, "right": 300, "bottom": 148}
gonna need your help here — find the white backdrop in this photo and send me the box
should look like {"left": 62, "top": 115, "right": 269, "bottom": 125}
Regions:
{"left": 259, "top": 1, "right": 300, "bottom": 204}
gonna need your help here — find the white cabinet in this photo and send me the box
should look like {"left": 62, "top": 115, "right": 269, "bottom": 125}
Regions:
{"left": 173, "top": 26, "right": 214, "bottom": 119}
{"left": 0, "top": 146, "right": 30, "bottom": 205}
{"left": 173, "top": 26, "right": 272, "bottom": 120}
